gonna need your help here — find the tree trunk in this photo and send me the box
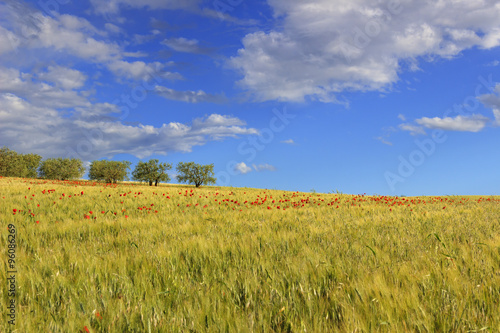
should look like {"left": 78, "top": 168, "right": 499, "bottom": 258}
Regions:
{"left": 155, "top": 180, "right": 158, "bottom": 186}
{"left": 149, "top": 180, "right": 152, "bottom": 186}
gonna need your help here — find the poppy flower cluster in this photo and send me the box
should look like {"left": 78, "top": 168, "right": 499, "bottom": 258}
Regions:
{"left": 6, "top": 178, "right": 499, "bottom": 225}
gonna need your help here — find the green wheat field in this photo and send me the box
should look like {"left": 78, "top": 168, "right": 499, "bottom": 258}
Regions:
{"left": 1, "top": 177, "right": 499, "bottom": 332}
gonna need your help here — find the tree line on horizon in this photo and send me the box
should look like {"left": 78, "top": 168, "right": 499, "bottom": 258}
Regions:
{"left": 0, "top": 147, "right": 216, "bottom": 187}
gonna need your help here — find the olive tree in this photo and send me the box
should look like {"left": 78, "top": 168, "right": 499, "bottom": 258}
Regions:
{"left": 176, "top": 162, "right": 216, "bottom": 188}
{"left": 89, "top": 160, "right": 131, "bottom": 183}
{"left": 0, "top": 147, "right": 21, "bottom": 177}
{"left": 0, "top": 147, "right": 41, "bottom": 178}
{"left": 38, "top": 158, "right": 85, "bottom": 180}
{"left": 20, "top": 153, "right": 43, "bottom": 178}
{"left": 132, "top": 159, "right": 172, "bottom": 186}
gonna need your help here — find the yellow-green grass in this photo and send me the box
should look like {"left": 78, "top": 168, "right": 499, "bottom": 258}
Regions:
{"left": 1, "top": 177, "right": 499, "bottom": 332}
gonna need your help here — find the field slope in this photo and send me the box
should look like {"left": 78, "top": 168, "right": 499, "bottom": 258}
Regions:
{"left": 1, "top": 177, "right": 499, "bottom": 332}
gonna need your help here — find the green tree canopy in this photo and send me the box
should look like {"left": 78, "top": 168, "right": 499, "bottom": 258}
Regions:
{"left": 21, "top": 153, "right": 43, "bottom": 178}
{"left": 38, "top": 157, "right": 85, "bottom": 180}
{"left": 132, "top": 159, "right": 172, "bottom": 186}
{"left": 0, "top": 147, "right": 19, "bottom": 177}
{"left": 176, "top": 162, "right": 216, "bottom": 188}
{"left": 0, "top": 147, "right": 42, "bottom": 178}
{"left": 88, "top": 160, "right": 131, "bottom": 183}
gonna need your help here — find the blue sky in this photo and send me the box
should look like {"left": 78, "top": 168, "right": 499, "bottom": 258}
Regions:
{"left": 1, "top": 0, "right": 500, "bottom": 195}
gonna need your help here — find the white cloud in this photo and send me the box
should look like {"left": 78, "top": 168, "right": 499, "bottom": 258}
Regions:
{"left": 398, "top": 123, "right": 427, "bottom": 136}
{"left": 132, "top": 32, "right": 159, "bottom": 45}
{"left": 107, "top": 60, "right": 181, "bottom": 81}
{"left": 493, "top": 109, "right": 500, "bottom": 126}
{"left": 192, "top": 114, "right": 245, "bottom": 127}
{"left": 0, "top": 26, "right": 19, "bottom": 55}
{"left": 104, "top": 23, "right": 123, "bottom": 35}
{"left": 155, "top": 86, "right": 227, "bottom": 103}
{"left": 235, "top": 162, "right": 252, "bottom": 174}
{"left": 89, "top": 0, "right": 200, "bottom": 15}
{"left": 191, "top": 114, "right": 258, "bottom": 139}
{"left": 37, "top": 66, "right": 87, "bottom": 90}
{"left": 161, "top": 37, "right": 211, "bottom": 54}
{"left": 281, "top": 139, "right": 295, "bottom": 144}
{"left": 0, "top": 5, "right": 180, "bottom": 82}
{"left": 230, "top": 0, "right": 500, "bottom": 102}
{"left": 200, "top": 8, "right": 259, "bottom": 26}
{"left": 0, "top": 93, "right": 258, "bottom": 159}
{"left": 0, "top": 93, "right": 69, "bottom": 152}
{"left": 415, "top": 115, "right": 490, "bottom": 132}
{"left": 0, "top": 67, "right": 28, "bottom": 91}
{"left": 0, "top": 66, "right": 90, "bottom": 109}
{"left": 89, "top": 0, "right": 257, "bottom": 26}
{"left": 32, "top": 13, "right": 121, "bottom": 62}
{"left": 478, "top": 83, "right": 500, "bottom": 126}
{"left": 123, "top": 51, "right": 148, "bottom": 58}
{"left": 253, "top": 163, "right": 277, "bottom": 172}
{"left": 480, "top": 28, "right": 500, "bottom": 49}
{"left": 397, "top": 114, "right": 406, "bottom": 121}
{"left": 478, "top": 83, "right": 500, "bottom": 108}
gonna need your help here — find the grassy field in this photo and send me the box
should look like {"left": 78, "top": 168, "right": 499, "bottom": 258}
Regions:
{"left": 1, "top": 177, "right": 499, "bottom": 332}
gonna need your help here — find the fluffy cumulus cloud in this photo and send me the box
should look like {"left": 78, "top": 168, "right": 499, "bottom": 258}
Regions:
{"left": 0, "top": 26, "right": 19, "bottom": 55}
{"left": 230, "top": 0, "right": 500, "bottom": 102}
{"left": 107, "top": 60, "right": 182, "bottom": 81}
{"left": 0, "top": 92, "right": 258, "bottom": 159}
{"left": 37, "top": 66, "right": 87, "bottom": 90}
{"left": 397, "top": 82, "right": 500, "bottom": 135}
{"left": 234, "top": 162, "right": 253, "bottom": 174}
{"left": 0, "top": 66, "right": 90, "bottom": 109}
